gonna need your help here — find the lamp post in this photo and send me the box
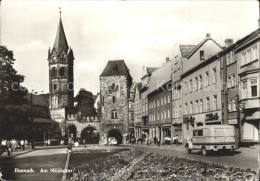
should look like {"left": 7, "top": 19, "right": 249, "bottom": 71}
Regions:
{"left": 234, "top": 95, "right": 245, "bottom": 148}
{"left": 30, "top": 89, "right": 39, "bottom": 149}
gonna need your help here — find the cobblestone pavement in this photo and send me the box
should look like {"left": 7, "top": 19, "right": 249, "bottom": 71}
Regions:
{"left": 121, "top": 144, "right": 259, "bottom": 171}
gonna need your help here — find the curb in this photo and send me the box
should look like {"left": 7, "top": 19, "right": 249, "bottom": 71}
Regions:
{"left": 62, "top": 152, "right": 71, "bottom": 181}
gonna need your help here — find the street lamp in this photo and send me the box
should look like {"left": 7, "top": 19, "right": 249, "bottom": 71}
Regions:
{"left": 30, "top": 89, "right": 39, "bottom": 149}
{"left": 234, "top": 95, "right": 245, "bottom": 147}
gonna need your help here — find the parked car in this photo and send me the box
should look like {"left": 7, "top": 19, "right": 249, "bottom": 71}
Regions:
{"left": 185, "top": 125, "right": 237, "bottom": 156}
{"left": 108, "top": 137, "right": 118, "bottom": 145}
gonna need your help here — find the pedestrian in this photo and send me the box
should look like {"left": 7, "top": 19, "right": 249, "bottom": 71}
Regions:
{"left": 24, "top": 139, "right": 28, "bottom": 149}
{"left": 173, "top": 135, "right": 178, "bottom": 146}
{"left": 157, "top": 137, "right": 161, "bottom": 147}
{"left": 67, "top": 138, "right": 74, "bottom": 153}
{"left": 20, "top": 140, "right": 25, "bottom": 151}
{"left": 154, "top": 136, "right": 157, "bottom": 145}
{"left": 74, "top": 140, "right": 79, "bottom": 148}
{"left": 6, "top": 140, "right": 12, "bottom": 156}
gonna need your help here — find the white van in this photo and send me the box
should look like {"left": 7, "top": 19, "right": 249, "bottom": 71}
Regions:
{"left": 185, "top": 125, "right": 237, "bottom": 156}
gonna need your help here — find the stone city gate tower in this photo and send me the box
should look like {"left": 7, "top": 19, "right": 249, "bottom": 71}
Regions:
{"left": 100, "top": 60, "right": 132, "bottom": 144}
{"left": 48, "top": 16, "right": 74, "bottom": 135}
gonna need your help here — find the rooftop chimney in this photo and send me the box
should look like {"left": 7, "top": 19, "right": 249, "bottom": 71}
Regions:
{"left": 225, "top": 39, "right": 233, "bottom": 48}
{"left": 206, "top": 33, "right": 211, "bottom": 39}
{"left": 166, "top": 57, "right": 170, "bottom": 63}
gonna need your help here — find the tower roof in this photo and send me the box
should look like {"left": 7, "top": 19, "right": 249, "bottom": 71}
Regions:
{"left": 53, "top": 18, "right": 69, "bottom": 54}
{"left": 100, "top": 60, "right": 131, "bottom": 77}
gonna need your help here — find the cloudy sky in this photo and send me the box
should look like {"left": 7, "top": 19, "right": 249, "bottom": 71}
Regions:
{"left": 1, "top": 0, "right": 258, "bottom": 95}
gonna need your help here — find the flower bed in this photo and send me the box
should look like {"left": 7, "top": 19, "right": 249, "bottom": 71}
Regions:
{"left": 68, "top": 149, "right": 144, "bottom": 181}
{"left": 127, "top": 153, "right": 258, "bottom": 181}
{"left": 68, "top": 150, "right": 258, "bottom": 181}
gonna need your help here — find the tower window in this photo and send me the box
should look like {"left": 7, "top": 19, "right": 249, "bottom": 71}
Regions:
{"left": 59, "top": 67, "right": 65, "bottom": 77}
{"left": 60, "top": 54, "right": 65, "bottom": 62}
{"left": 53, "top": 84, "right": 58, "bottom": 91}
{"left": 112, "top": 96, "right": 116, "bottom": 103}
{"left": 111, "top": 109, "right": 118, "bottom": 119}
{"left": 51, "top": 67, "right": 57, "bottom": 78}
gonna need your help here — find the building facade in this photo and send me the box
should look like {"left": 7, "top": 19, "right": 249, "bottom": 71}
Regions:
{"left": 148, "top": 60, "right": 172, "bottom": 142}
{"left": 134, "top": 83, "right": 142, "bottom": 140}
{"left": 237, "top": 29, "right": 260, "bottom": 144}
{"left": 100, "top": 60, "right": 132, "bottom": 144}
{"left": 181, "top": 34, "right": 223, "bottom": 142}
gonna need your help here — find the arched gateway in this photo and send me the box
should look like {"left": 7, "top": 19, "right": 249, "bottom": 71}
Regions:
{"left": 108, "top": 129, "right": 123, "bottom": 144}
{"left": 81, "top": 127, "right": 99, "bottom": 144}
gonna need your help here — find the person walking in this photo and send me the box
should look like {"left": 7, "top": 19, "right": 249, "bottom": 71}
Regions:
{"left": 154, "top": 136, "right": 157, "bottom": 145}
{"left": 6, "top": 140, "right": 12, "bottom": 156}
{"left": 20, "top": 140, "right": 25, "bottom": 151}
{"left": 157, "top": 137, "right": 161, "bottom": 147}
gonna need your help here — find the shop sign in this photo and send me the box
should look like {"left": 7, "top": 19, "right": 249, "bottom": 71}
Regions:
{"left": 228, "top": 119, "right": 237, "bottom": 124}
{"left": 205, "top": 113, "right": 219, "bottom": 122}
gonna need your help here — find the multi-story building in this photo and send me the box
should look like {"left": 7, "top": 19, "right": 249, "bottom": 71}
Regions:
{"left": 128, "top": 82, "right": 137, "bottom": 136}
{"left": 236, "top": 29, "right": 260, "bottom": 145}
{"left": 181, "top": 34, "right": 223, "bottom": 142}
{"left": 148, "top": 59, "right": 172, "bottom": 141}
{"left": 139, "top": 66, "right": 158, "bottom": 141}
{"left": 100, "top": 60, "right": 132, "bottom": 144}
{"left": 134, "top": 83, "right": 142, "bottom": 140}
{"left": 171, "top": 45, "right": 198, "bottom": 143}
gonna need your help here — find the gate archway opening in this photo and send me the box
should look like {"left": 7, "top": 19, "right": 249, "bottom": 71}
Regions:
{"left": 81, "top": 127, "right": 99, "bottom": 144}
{"left": 108, "top": 129, "right": 122, "bottom": 144}
{"left": 68, "top": 124, "right": 77, "bottom": 138}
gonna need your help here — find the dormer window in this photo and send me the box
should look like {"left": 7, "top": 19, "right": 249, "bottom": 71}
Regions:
{"left": 200, "top": 51, "right": 205, "bottom": 60}
{"left": 112, "top": 65, "right": 118, "bottom": 73}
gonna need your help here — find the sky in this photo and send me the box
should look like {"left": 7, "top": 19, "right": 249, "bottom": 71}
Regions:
{"left": 1, "top": 0, "right": 259, "bottom": 95}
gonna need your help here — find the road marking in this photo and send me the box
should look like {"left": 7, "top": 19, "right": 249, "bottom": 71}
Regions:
{"left": 61, "top": 152, "right": 71, "bottom": 181}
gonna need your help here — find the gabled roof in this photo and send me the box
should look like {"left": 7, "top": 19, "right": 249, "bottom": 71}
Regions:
{"left": 179, "top": 45, "right": 197, "bottom": 58}
{"left": 53, "top": 18, "right": 69, "bottom": 54}
{"left": 100, "top": 60, "right": 131, "bottom": 77}
{"left": 147, "top": 67, "right": 158, "bottom": 75}
{"left": 236, "top": 28, "right": 260, "bottom": 51}
{"left": 148, "top": 61, "right": 172, "bottom": 94}
{"left": 187, "top": 36, "right": 223, "bottom": 58}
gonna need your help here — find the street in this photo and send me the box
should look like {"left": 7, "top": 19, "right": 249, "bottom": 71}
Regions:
{"left": 122, "top": 144, "right": 259, "bottom": 171}
{"left": 0, "top": 145, "right": 258, "bottom": 181}
{"left": 0, "top": 148, "right": 68, "bottom": 181}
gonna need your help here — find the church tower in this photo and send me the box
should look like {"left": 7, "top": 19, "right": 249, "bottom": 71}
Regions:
{"left": 48, "top": 16, "right": 74, "bottom": 110}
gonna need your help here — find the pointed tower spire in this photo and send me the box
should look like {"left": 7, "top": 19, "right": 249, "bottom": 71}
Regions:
{"left": 53, "top": 12, "right": 69, "bottom": 54}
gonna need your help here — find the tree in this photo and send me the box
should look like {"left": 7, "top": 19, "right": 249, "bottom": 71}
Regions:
{"left": 0, "top": 46, "right": 28, "bottom": 138}
{"left": 75, "top": 88, "right": 97, "bottom": 117}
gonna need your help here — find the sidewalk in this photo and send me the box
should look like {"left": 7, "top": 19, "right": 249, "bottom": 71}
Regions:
{"left": 0, "top": 148, "right": 34, "bottom": 160}
{"left": 0, "top": 145, "right": 68, "bottom": 160}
